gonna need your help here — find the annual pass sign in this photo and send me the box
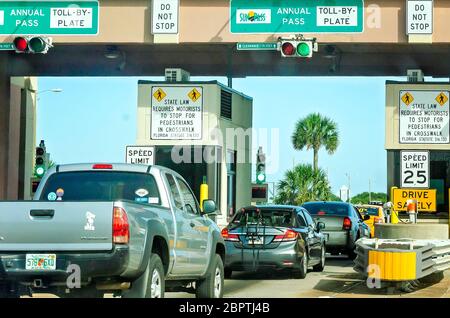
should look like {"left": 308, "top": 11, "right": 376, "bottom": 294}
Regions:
{"left": 230, "top": 0, "right": 364, "bottom": 34}
{"left": 0, "top": 1, "right": 99, "bottom": 35}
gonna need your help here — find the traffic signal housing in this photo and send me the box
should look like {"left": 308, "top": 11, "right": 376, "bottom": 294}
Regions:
{"left": 13, "top": 36, "right": 53, "bottom": 54}
{"left": 256, "top": 147, "right": 266, "bottom": 184}
{"left": 34, "top": 141, "right": 47, "bottom": 178}
{"left": 280, "top": 40, "right": 313, "bottom": 58}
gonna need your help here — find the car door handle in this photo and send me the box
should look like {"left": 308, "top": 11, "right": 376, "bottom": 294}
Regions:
{"left": 30, "top": 209, "right": 54, "bottom": 218}
{"left": 190, "top": 222, "right": 195, "bottom": 228}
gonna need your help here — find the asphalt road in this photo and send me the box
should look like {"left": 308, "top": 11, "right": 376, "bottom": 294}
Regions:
{"left": 167, "top": 255, "right": 450, "bottom": 298}
{"left": 27, "top": 255, "right": 450, "bottom": 298}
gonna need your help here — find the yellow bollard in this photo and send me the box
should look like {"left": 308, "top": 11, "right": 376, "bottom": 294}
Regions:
{"left": 199, "top": 176, "right": 208, "bottom": 211}
{"left": 390, "top": 186, "right": 399, "bottom": 224}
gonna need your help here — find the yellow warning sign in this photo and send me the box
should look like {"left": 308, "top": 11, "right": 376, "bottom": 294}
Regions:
{"left": 392, "top": 188, "right": 436, "bottom": 212}
{"left": 401, "top": 92, "right": 414, "bottom": 106}
{"left": 435, "top": 92, "right": 448, "bottom": 106}
{"left": 188, "top": 88, "right": 201, "bottom": 102}
{"left": 153, "top": 88, "right": 166, "bottom": 102}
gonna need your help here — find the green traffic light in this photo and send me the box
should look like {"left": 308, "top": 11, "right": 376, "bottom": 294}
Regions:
{"left": 29, "top": 37, "right": 46, "bottom": 53}
{"left": 256, "top": 172, "right": 266, "bottom": 184}
{"left": 35, "top": 165, "right": 45, "bottom": 177}
{"left": 297, "top": 42, "right": 311, "bottom": 57}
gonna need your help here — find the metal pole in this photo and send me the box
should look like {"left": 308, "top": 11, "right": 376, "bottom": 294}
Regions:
{"left": 369, "top": 178, "right": 372, "bottom": 202}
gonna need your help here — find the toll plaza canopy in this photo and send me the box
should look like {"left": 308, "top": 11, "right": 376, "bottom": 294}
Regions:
{"left": 1, "top": 0, "right": 450, "bottom": 77}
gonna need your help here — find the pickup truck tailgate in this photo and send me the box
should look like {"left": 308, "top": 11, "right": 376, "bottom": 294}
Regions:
{"left": 0, "top": 201, "right": 114, "bottom": 251}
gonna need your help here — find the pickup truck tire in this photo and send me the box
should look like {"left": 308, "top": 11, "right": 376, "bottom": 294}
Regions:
{"left": 195, "top": 254, "right": 224, "bottom": 298}
{"left": 123, "top": 253, "right": 165, "bottom": 298}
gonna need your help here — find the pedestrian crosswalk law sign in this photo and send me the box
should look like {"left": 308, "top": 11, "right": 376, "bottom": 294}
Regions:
{"left": 153, "top": 88, "right": 167, "bottom": 102}
{"left": 401, "top": 92, "right": 414, "bottom": 106}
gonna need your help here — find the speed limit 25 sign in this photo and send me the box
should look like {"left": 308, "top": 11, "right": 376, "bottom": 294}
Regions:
{"left": 400, "top": 150, "right": 429, "bottom": 188}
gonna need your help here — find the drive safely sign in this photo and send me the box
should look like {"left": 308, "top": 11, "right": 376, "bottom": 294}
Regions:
{"left": 392, "top": 188, "right": 436, "bottom": 212}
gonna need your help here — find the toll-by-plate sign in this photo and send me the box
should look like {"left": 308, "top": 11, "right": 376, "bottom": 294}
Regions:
{"left": 400, "top": 150, "right": 429, "bottom": 188}
{"left": 392, "top": 188, "right": 436, "bottom": 212}
{"left": 0, "top": 1, "right": 99, "bottom": 35}
{"left": 399, "top": 90, "right": 450, "bottom": 144}
{"left": 126, "top": 146, "right": 155, "bottom": 165}
{"left": 151, "top": 86, "right": 203, "bottom": 140}
{"left": 407, "top": 0, "right": 433, "bottom": 35}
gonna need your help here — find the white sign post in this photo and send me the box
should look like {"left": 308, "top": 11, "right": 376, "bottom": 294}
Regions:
{"left": 151, "top": 86, "right": 203, "bottom": 140}
{"left": 151, "top": 0, "right": 179, "bottom": 34}
{"left": 399, "top": 90, "right": 449, "bottom": 144}
{"left": 407, "top": 0, "right": 433, "bottom": 34}
{"left": 400, "top": 150, "right": 430, "bottom": 188}
{"left": 126, "top": 146, "right": 155, "bottom": 165}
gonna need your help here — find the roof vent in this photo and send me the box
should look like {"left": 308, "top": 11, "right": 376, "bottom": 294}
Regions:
{"left": 165, "top": 68, "right": 190, "bottom": 82}
{"left": 407, "top": 69, "right": 424, "bottom": 83}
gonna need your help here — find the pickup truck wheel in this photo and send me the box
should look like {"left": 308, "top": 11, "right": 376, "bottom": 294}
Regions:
{"left": 122, "top": 253, "right": 165, "bottom": 298}
{"left": 196, "top": 254, "right": 224, "bottom": 298}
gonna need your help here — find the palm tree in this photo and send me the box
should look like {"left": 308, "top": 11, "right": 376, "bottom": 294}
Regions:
{"left": 274, "top": 164, "right": 332, "bottom": 205}
{"left": 292, "top": 113, "right": 339, "bottom": 171}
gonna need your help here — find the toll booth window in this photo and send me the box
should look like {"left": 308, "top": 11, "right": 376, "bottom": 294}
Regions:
{"left": 39, "top": 171, "right": 160, "bottom": 203}
{"left": 166, "top": 174, "right": 183, "bottom": 210}
{"left": 176, "top": 177, "right": 199, "bottom": 215}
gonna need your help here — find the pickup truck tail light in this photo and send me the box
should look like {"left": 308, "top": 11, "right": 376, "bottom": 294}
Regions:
{"left": 221, "top": 228, "right": 239, "bottom": 242}
{"left": 273, "top": 229, "right": 298, "bottom": 242}
{"left": 343, "top": 217, "right": 352, "bottom": 230}
{"left": 113, "top": 207, "right": 129, "bottom": 244}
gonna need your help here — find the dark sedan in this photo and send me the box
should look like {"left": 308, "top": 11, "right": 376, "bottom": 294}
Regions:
{"left": 222, "top": 205, "right": 327, "bottom": 279}
{"left": 302, "top": 201, "right": 371, "bottom": 259}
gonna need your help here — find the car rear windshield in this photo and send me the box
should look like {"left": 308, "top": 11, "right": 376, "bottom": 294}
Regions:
{"left": 360, "top": 207, "right": 379, "bottom": 216}
{"left": 303, "top": 203, "right": 349, "bottom": 216}
{"left": 39, "top": 171, "right": 161, "bottom": 204}
{"left": 231, "top": 209, "right": 297, "bottom": 228}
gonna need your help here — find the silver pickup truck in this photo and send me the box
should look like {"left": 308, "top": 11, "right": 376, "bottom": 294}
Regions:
{"left": 0, "top": 163, "right": 225, "bottom": 298}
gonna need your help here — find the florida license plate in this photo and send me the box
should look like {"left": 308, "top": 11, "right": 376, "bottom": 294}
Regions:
{"left": 25, "top": 254, "right": 56, "bottom": 270}
{"left": 249, "top": 237, "right": 263, "bottom": 245}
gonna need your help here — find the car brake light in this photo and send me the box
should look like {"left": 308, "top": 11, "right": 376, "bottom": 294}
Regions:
{"left": 221, "top": 228, "right": 239, "bottom": 242}
{"left": 317, "top": 211, "right": 326, "bottom": 215}
{"left": 374, "top": 217, "right": 383, "bottom": 224}
{"left": 113, "top": 207, "right": 129, "bottom": 244}
{"left": 343, "top": 217, "right": 352, "bottom": 230}
{"left": 273, "top": 229, "right": 298, "bottom": 242}
{"left": 93, "top": 164, "right": 113, "bottom": 169}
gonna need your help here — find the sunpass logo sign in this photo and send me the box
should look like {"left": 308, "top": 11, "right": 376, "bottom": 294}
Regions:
{"left": 237, "top": 9, "right": 271, "bottom": 24}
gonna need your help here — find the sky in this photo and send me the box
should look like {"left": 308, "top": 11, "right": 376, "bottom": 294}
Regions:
{"left": 37, "top": 75, "right": 405, "bottom": 197}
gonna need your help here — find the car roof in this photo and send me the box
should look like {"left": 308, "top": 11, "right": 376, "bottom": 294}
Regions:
{"left": 302, "top": 201, "right": 350, "bottom": 206}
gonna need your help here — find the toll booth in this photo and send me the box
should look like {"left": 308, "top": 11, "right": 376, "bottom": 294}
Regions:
{"left": 385, "top": 81, "right": 450, "bottom": 217}
{"left": 136, "top": 79, "right": 253, "bottom": 227}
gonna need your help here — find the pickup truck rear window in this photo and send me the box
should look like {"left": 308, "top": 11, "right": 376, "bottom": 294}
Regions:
{"left": 39, "top": 171, "right": 161, "bottom": 204}
{"left": 302, "top": 203, "right": 350, "bottom": 217}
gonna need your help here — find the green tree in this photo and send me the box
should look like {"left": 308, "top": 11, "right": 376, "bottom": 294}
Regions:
{"left": 350, "top": 192, "right": 387, "bottom": 205}
{"left": 292, "top": 113, "right": 339, "bottom": 171}
{"left": 274, "top": 164, "right": 332, "bottom": 205}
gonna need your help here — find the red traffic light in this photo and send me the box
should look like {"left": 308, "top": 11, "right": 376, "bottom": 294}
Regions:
{"left": 281, "top": 42, "right": 296, "bottom": 56}
{"left": 13, "top": 37, "right": 28, "bottom": 52}
{"left": 12, "top": 36, "right": 52, "bottom": 54}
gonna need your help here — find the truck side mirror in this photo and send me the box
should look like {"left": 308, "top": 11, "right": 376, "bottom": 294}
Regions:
{"left": 202, "top": 200, "right": 217, "bottom": 214}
